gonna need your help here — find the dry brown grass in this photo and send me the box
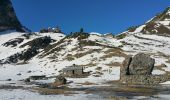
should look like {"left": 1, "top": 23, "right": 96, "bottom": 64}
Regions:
{"left": 108, "top": 96, "right": 127, "bottom": 100}
{"left": 65, "top": 54, "right": 75, "bottom": 61}
{"left": 74, "top": 49, "right": 96, "bottom": 58}
{"left": 49, "top": 82, "right": 64, "bottom": 88}
{"left": 104, "top": 48, "right": 123, "bottom": 53}
{"left": 157, "top": 52, "right": 170, "bottom": 59}
{"left": 102, "top": 48, "right": 127, "bottom": 59}
{"left": 80, "top": 63, "right": 97, "bottom": 67}
{"left": 16, "top": 61, "right": 29, "bottom": 65}
{"left": 106, "top": 62, "right": 122, "bottom": 67}
{"left": 71, "top": 47, "right": 79, "bottom": 51}
{"left": 155, "top": 64, "right": 167, "bottom": 70}
{"left": 95, "top": 67, "right": 102, "bottom": 71}
{"left": 77, "top": 81, "right": 98, "bottom": 85}
{"left": 35, "top": 87, "right": 76, "bottom": 95}
{"left": 119, "top": 86, "right": 155, "bottom": 94}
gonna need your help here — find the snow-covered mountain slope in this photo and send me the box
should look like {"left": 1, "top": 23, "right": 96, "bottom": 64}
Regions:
{"left": 0, "top": 30, "right": 170, "bottom": 85}
{"left": 116, "top": 7, "right": 170, "bottom": 77}
{"left": 0, "top": 31, "right": 125, "bottom": 84}
{"left": 128, "top": 7, "right": 170, "bottom": 35}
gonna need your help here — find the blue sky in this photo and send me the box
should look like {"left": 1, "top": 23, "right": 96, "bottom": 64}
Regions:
{"left": 11, "top": 0, "right": 170, "bottom": 34}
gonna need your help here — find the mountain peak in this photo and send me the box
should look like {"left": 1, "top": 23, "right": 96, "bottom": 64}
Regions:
{"left": 0, "top": 0, "right": 24, "bottom": 32}
{"left": 149, "top": 7, "right": 170, "bottom": 23}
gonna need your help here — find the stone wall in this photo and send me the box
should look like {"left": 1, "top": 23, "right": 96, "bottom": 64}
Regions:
{"left": 120, "top": 75, "right": 169, "bottom": 85}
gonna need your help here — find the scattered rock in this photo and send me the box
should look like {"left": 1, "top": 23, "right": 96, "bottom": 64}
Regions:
{"left": 95, "top": 67, "right": 102, "bottom": 71}
{"left": 27, "top": 70, "right": 32, "bottom": 73}
{"left": 3, "top": 38, "right": 24, "bottom": 47}
{"left": 20, "top": 36, "right": 54, "bottom": 49}
{"left": 0, "top": 85, "right": 23, "bottom": 89}
{"left": 24, "top": 78, "right": 30, "bottom": 83}
{"left": 161, "top": 64, "right": 167, "bottom": 67}
{"left": 6, "top": 79, "right": 12, "bottom": 81}
{"left": 17, "top": 73, "right": 22, "bottom": 76}
{"left": 29, "top": 75, "right": 46, "bottom": 80}
{"left": 40, "top": 27, "right": 62, "bottom": 33}
{"left": 49, "top": 76, "right": 67, "bottom": 88}
{"left": 55, "top": 75, "right": 67, "bottom": 84}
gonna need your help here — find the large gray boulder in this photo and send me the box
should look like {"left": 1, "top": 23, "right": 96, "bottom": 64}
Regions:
{"left": 120, "top": 53, "right": 170, "bottom": 85}
{"left": 129, "top": 53, "right": 155, "bottom": 75}
{"left": 121, "top": 53, "right": 155, "bottom": 76}
{"left": 120, "top": 56, "right": 132, "bottom": 77}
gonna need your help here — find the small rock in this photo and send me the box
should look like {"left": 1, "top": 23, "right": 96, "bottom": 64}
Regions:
{"left": 17, "top": 73, "right": 22, "bottom": 76}
{"left": 27, "top": 71, "right": 32, "bottom": 73}
{"left": 55, "top": 75, "right": 67, "bottom": 84}
{"left": 24, "top": 78, "right": 30, "bottom": 83}
{"left": 29, "top": 75, "right": 46, "bottom": 80}
{"left": 6, "top": 79, "right": 12, "bottom": 81}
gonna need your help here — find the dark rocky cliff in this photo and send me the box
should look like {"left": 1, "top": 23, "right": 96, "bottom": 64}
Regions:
{"left": 0, "top": 0, "right": 23, "bottom": 32}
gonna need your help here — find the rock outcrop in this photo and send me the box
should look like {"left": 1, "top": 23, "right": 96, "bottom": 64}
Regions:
{"left": 129, "top": 53, "right": 155, "bottom": 75}
{"left": 2, "top": 38, "right": 24, "bottom": 47}
{"left": 0, "top": 0, "right": 23, "bottom": 32}
{"left": 121, "top": 53, "right": 155, "bottom": 77}
{"left": 40, "top": 27, "right": 62, "bottom": 33}
{"left": 120, "top": 53, "right": 169, "bottom": 85}
{"left": 0, "top": 36, "right": 54, "bottom": 64}
{"left": 120, "top": 56, "right": 132, "bottom": 76}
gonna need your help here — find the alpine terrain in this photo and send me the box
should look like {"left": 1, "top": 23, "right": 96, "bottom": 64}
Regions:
{"left": 1, "top": 0, "right": 170, "bottom": 100}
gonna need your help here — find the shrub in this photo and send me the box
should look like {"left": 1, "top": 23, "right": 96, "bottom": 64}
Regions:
{"left": 116, "top": 33, "right": 127, "bottom": 39}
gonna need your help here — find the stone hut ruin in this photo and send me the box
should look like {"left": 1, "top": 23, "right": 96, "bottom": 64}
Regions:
{"left": 62, "top": 64, "right": 90, "bottom": 78}
{"left": 63, "top": 64, "right": 84, "bottom": 76}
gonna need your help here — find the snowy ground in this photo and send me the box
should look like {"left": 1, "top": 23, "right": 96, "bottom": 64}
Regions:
{"left": 0, "top": 89, "right": 102, "bottom": 100}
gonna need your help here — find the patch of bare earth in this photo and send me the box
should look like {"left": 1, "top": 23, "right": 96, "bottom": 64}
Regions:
{"left": 106, "top": 62, "right": 122, "bottom": 67}
{"left": 103, "top": 48, "right": 127, "bottom": 58}
{"left": 34, "top": 87, "right": 77, "bottom": 96}
{"left": 77, "top": 81, "right": 98, "bottom": 85}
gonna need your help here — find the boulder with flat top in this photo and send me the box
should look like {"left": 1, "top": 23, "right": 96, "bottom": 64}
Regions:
{"left": 129, "top": 53, "right": 155, "bottom": 75}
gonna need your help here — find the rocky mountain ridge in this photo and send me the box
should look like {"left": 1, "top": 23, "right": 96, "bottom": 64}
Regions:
{"left": 127, "top": 7, "right": 170, "bottom": 35}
